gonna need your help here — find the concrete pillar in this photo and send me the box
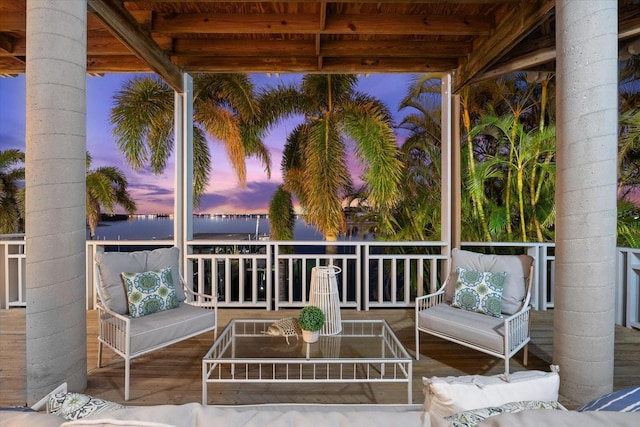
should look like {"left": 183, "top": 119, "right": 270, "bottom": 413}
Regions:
{"left": 25, "top": 0, "right": 87, "bottom": 404}
{"left": 554, "top": 0, "right": 618, "bottom": 404}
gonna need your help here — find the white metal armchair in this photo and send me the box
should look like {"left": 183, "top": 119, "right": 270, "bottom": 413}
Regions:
{"left": 415, "top": 248, "right": 534, "bottom": 375}
{"left": 94, "top": 247, "right": 217, "bottom": 401}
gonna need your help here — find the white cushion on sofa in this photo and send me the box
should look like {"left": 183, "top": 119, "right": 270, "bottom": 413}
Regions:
{"left": 423, "top": 366, "right": 560, "bottom": 417}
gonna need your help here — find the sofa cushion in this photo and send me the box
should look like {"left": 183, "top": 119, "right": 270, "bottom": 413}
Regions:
{"left": 422, "top": 366, "right": 560, "bottom": 417}
{"left": 146, "top": 247, "right": 185, "bottom": 302}
{"left": 64, "top": 403, "right": 440, "bottom": 427}
{"left": 474, "top": 409, "right": 640, "bottom": 427}
{"left": 128, "top": 304, "right": 216, "bottom": 354}
{"left": 452, "top": 268, "right": 505, "bottom": 318}
{"left": 122, "top": 268, "right": 180, "bottom": 318}
{"left": 417, "top": 303, "right": 506, "bottom": 354}
{"left": 95, "top": 251, "right": 147, "bottom": 314}
{"left": 445, "top": 249, "right": 533, "bottom": 315}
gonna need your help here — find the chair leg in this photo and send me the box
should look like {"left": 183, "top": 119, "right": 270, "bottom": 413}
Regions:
{"left": 125, "top": 358, "right": 130, "bottom": 401}
{"left": 523, "top": 343, "right": 529, "bottom": 366}
{"left": 97, "top": 341, "right": 103, "bottom": 368}
{"left": 504, "top": 355, "right": 510, "bottom": 376}
{"left": 415, "top": 332, "right": 420, "bottom": 360}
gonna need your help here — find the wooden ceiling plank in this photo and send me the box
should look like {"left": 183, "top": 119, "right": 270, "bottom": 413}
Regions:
{"left": 454, "top": 0, "right": 555, "bottom": 92}
{"left": 620, "top": 14, "right": 640, "bottom": 39}
{"left": 175, "top": 55, "right": 457, "bottom": 74}
{"left": 321, "top": 40, "right": 472, "bottom": 57}
{"left": 87, "top": 54, "right": 150, "bottom": 73}
{"left": 174, "top": 39, "right": 315, "bottom": 56}
{"left": 0, "top": 33, "right": 15, "bottom": 53}
{"left": 154, "top": 13, "right": 320, "bottom": 34}
{"left": 152, "top": 13, "right": 492, "bottom": 36}
{"left": 87, "top": 0, "right": 184, "bottom": 92}
{"left": 0, "top": 12, "right": 24, "bottom": 32}
{"left": 326, "top": 14, "right": 493, "bottom": 36}
{"left": 125, "top": 0, "right": 521, "bottom": 3}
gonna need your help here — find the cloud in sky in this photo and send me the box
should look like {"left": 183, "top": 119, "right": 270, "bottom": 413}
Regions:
{"left": 0, "top": 73, "right": 416, "bottom": 214}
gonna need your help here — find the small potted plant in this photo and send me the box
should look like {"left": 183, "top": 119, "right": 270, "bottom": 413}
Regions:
{"left": 298, "top": 305, "right": 325, "bottom": 343}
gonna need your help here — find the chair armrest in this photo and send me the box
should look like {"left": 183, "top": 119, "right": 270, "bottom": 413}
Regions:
{"left": 503, "top": 305, "right": 532, "bottom": 352}
{"left": 96, "top": 302, "right": 130, "bottom": 355}
{"left": 415, "top": 283, "right": 447, "bottom": 312}
{"left": 182, "top": 281, "right": 217, "bottom": 308}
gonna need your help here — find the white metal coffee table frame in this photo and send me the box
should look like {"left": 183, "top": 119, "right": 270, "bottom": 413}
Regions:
{"left": 202, "top": 319, "right": 413, "bottom": 404}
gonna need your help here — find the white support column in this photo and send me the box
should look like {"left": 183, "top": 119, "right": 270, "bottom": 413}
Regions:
{"left": 441, "top": 73, "right": 453, "bottom": 259}
{"left": 554, "top": 0, "right": 618, "bottom": 404}
{"left": 174, "top": 74, "right": 194, "bottom": 278}
{"left": 25, "top": 0, "right": 87, "bottom": 404}
{"left": 451, "top": 94, "right": 462, "bottom": 250}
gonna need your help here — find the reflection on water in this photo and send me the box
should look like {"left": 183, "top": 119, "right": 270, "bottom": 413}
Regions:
{"left": 89, "top": 215, "right": 324, "bottom": 241}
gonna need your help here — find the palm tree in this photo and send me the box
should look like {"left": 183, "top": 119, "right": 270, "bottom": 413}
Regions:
{"left": 86, "top": 152, "right": 137, "bottom": 238}
{"left": 109, "top": 74, "right": 272, "bottom": 206}
{"left": 477, "top": 115, "right": 556, "bottom": 242}
{"left": 263, "top": 74, "right": 403, "bottom": 241}
{"left": 391, "top": 76, "right": 443, "bottom": 241}
{"left": 0, "top": 149, "right": 25, "bottom": 234}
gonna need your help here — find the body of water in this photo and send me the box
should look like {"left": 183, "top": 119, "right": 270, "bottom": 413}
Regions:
{"left": 90, "top": 215, "right": 324, "bottom": 241}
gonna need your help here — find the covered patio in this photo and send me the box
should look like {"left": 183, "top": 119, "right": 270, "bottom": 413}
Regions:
{"left": 0, "top": 0, "right": 639, "bottom": 408}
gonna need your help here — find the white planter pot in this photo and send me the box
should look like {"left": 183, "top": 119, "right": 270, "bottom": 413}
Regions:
{"left": 302, "top": 329, "right": 320, "bottom": 343}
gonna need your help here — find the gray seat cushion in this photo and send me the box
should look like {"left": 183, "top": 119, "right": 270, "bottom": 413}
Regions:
{"left": 444, "top": 249, "right": 534, "bottom": 315}
{"left": 128, "top": 304, "right": 216, "bottom": 355}
{"left": 418, "top": 303, "right": 505, "bottom": 353}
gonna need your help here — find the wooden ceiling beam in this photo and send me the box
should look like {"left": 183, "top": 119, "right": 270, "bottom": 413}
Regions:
{"left": 125, "top": 0, "right": 520, "bottom": 3}
{"left": 174, "top": 39, "right": 315, "bottom": 56}
{"left": 87, "top": 54, "right": 150, "bottom": 73}
{"left": 321, "top": 40, "right": 471, "bottom": 57}
{"left": 0, "top": 33, "right": 15, "bottom": 53}
{"left": 152, "top": 13, "right": 493, "bottom": 36}
{"left": 454, "top": 0, "right": 555, "bottom": 92}
{"left": 175, "top": 55, "right": 457, "bottom": 74}
{"left": 171, "top": 38, "right": 471, "bottom": 58}
{"left": 620, "top": 13, "right": 640, "bottom": 39}
{"left": 87, "top": 0, "right": 184, "bottom": 92}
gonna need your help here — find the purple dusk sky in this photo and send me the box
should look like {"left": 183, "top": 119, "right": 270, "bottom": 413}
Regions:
{"left": 0, "top": 73, "right": 416, "bottom": 214}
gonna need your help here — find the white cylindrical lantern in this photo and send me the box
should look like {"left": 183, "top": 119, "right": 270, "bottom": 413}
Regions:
{"left": 309, "top": 265, "right": 342, "bottom": 335}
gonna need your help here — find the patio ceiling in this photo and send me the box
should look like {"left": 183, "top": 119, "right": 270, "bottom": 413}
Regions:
{"left": 0, "top": 1, "right": 639, "bottom": 92}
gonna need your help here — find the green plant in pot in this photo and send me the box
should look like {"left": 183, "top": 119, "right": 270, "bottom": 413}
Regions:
{"left": 298, "top": 305, "right": 325, "bottom": 343}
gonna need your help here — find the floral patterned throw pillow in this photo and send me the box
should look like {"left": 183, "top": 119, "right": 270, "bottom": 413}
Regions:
{"left": 452, "top": 267, "right": 506, "bottom": 317}
{"left": 47, "top": 392, "right": 124, "bottom": 420}
{"left": 121, "top": 267, "right": 180, "bottom": 318}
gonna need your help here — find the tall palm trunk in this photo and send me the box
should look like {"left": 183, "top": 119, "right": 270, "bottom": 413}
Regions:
{"left": 462, "top": 103, "right": 492, "bottom": 242}
{"left": 530, "top": 77, "right": 550, "bottom": 242}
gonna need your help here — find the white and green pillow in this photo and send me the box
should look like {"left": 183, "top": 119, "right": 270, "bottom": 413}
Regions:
{"left": 452, "top": 267, "right": 506, "bottom": 317}
{"left": 47, "top": 392, "right": 124, "bottom": 420}
{"left": 121, "top": 267, "right": 180, "bottom": 318}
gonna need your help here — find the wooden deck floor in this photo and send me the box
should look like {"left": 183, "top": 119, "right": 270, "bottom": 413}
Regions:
{"left": 1, "top": 308, "right": 639, "bottom": 409}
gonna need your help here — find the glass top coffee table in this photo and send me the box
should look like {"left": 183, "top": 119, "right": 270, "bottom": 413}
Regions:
{"left": 202, "top": 319, "right": 413, "bottom": 404}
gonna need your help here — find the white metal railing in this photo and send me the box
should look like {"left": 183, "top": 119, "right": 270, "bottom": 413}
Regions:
{"left": 0, "top": 235, "right": 26, "bottom": 308}
{"left": 1, "top": 234, "right": 638, "bottom": 328}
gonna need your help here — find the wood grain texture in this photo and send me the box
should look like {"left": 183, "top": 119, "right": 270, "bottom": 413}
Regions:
{"left": 1, "top": 308, "right": 638, "bottom": 409}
